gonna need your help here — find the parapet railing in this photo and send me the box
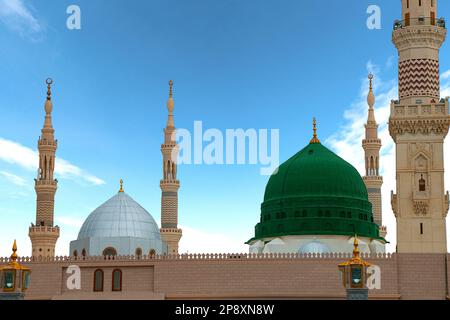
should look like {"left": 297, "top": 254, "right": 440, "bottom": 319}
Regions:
{"left": 390, "top": 100, "right": 449, "bottom": 117}
{"left": 393, "top": 17, "right": 446, "bottom": 30}
{"left": 0, "top": 252, "right": 398, "bottom": 263}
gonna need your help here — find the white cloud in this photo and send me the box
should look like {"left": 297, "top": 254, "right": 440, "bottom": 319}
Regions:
{"left": 56, "top": 158, "right": 106, "bottom": 186}
{"left": 326, "top": 62, "right": 450, "bottom": 253}
{"left": 0, "top": 170, "right": 27, "bottom": 187}
{"left": 179, "top": 225, "right": 248, "bottom": 254}
{"left": 0, "top": 137, "right": 105, "bottom": 186}
{"left": 441, "top": 70, "right": 450, "bottom": 80}
{"left": 0, "top": 0, "right": 43, "bottom": 39}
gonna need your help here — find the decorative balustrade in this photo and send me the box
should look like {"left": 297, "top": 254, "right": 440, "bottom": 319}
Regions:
{"left": 160, "top": 179, "right": 180, "bottom": 185}
{"left": 160, "top": 228, "right": 182, "bottom": 233}
{"left": 362, "top": 139, "right": 381, "bottom": 144}
{"left": 0, "top": 252, "right": 398, "bottom": 264}
{"left": 34, "top": 180, "right": 57, "bottom": 186}
{"left": 29, "top": 226, "right": 60, "bottom": 234}
{"left": 363, "top": 176, "right": 383, "bottom": 182}
{"left": 391, "top": 101, "right": 449, "bottom": 118}
{"left": 38, "top": 139, "right": 57, "bottom": 147}
{"left": 393, "top": 17, "right": 446, "bottom": 30}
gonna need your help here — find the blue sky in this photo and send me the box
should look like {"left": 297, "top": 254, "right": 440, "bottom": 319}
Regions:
{"left": 1, "top": 0, "right": 450, "bottom": 256}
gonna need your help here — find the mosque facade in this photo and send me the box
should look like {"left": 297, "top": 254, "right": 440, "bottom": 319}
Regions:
{"left": 1, "top": 0, "right": 450, "bottom": 300}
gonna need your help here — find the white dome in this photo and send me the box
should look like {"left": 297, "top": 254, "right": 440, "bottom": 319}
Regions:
{"left": 77, "top": 192, "right": 161, "bottom": 241}
{"left": 298, "top": 240, "right": 331, "bottom": 254}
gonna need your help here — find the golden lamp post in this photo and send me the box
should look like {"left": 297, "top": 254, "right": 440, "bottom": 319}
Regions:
{"left": 0, "top": 240, "right": 31, "bottom": 300}
{"left": 338, "top": 235, "right": 371, "bottom": 300}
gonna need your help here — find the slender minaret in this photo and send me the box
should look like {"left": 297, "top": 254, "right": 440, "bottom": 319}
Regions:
{"left": 390, "top": 0, "right": 449, "bottom": 253}
{"left": 160, "top": 80, "right": 182, "bottom": 254}
{"left": 29, "top": 79, "right": 60, "bottom": 258}
{"left": 362, "top": 74, "right": 386, "bottom": 238}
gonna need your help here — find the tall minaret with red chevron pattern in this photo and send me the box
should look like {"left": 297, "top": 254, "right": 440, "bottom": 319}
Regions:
{"left": 389, "top": 0, "right": 450, "bottom": 253}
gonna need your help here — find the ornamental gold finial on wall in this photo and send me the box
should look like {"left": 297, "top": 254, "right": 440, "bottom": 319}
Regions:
{"left": 352, "top": 234, "right": 360, "bottom": 259}
{"left": 338, "top": 234, "right": 371, "bottom": 267}
{"left": 310, "top": 117, "right": 321, "bottom": 144}
{"left": 11, "top": 239, "right": 18, "bottom": 262}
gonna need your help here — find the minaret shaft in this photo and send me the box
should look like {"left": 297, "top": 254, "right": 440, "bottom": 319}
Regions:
{"left": 390, "top": 0, "right": 449, "bottom": 253}
{"left": 394, "top": 0, "right": 445, "bottom": 105}
{"left": 29, "top": 79, "right": 60, "bottom": 258}
{"left": 160, "top": 80, "right": 182, "bottom": 254}
{"left": 362, "top": 75, "right": 385, "bottom": 237}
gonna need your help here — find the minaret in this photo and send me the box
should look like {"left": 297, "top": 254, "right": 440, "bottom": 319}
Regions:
{"left": 362, "top": 75, "right": 386, "bottom": 238}
{"left": 160, "top": 80, "right": 182, "bottom": 254}
{"left": 29, "top": 79, "right": 60, "bottom": 258}
{"left": 390, "top": 0, "right": 449, "bottom": 253}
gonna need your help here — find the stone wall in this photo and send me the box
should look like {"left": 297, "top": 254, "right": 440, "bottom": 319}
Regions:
{"left": 396, "top": 253, "right": 448, "bottom": 300}
{"left": 0, "top": 253, "right": 447, "bottom": 300}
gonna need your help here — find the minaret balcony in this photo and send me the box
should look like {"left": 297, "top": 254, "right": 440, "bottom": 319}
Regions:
{"left": 29, "top": 225, "right": 60, "bottom": 235}
{"left": 160, "top": 228, "right": 182, "bottom": 234}
{"left": 34, "top": 180, "right": 57, "bottom": 188}
{"left": 390, "top": 99, "right": 449, "bottom": 119}
{"left": 363, "top": 176, "right": 383, "bottom": 183}
{"left": 160, "top": 180, "right": 180, "bottom": 192}
{"left": 362, "top": 139, "right": 381, "bottom": 147}
{"left": 161, "top": 143, "right": 177, "bottom": 149}
{"left": 160, "top": 179, "right": 179, "bottom": 184}
{"left": 393, "top": 17, "right": 446, "bottom": 30}
{"left": 392, "top": 21, "right": 447, "bottom": 51}
{"left": 38, "top": 139, "right": 57, "bottom": 147}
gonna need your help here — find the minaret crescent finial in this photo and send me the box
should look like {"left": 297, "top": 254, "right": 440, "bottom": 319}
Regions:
{"left": 44, "top": 78, "right": 54, "bottom": 115}
{"left": 167, "top": 80, "right": 175, "bottom": 116}
{"left": 367, "top": 74, "right": 375, "bottom": 109}
{"left": 46, "top": 78, "right": 53, "bottom": 101}
{"left": 310, "top": 117, "right": 321, "bottom": 144}
{"left": 169, "top": 80, "right": 173, "bottom": 98}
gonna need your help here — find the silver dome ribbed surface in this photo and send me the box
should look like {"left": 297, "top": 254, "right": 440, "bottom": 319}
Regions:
{"left": 77, "top": 192, "right": 161, "bottom": 240}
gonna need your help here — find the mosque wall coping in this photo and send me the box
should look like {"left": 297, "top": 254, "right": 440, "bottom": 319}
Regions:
{"left": 0, "top": 252, "right": 403, "bottom": 264}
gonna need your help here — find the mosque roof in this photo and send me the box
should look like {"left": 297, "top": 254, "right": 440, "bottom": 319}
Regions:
{"left": 248, "top": 119, "right": 383, "bottom": 243}
{"left": 77, "top": 186, "right": 161, "bottom": 241}
{"left": 263, "top": 142, "right": 368, "bottom": 202}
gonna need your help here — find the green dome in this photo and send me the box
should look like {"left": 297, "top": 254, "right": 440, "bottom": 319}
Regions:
{"left": 264, "top": 143, "right": 368, "bottom": 202}
{"left": 248, "top": 142, "right": 383, "bottom": 243}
